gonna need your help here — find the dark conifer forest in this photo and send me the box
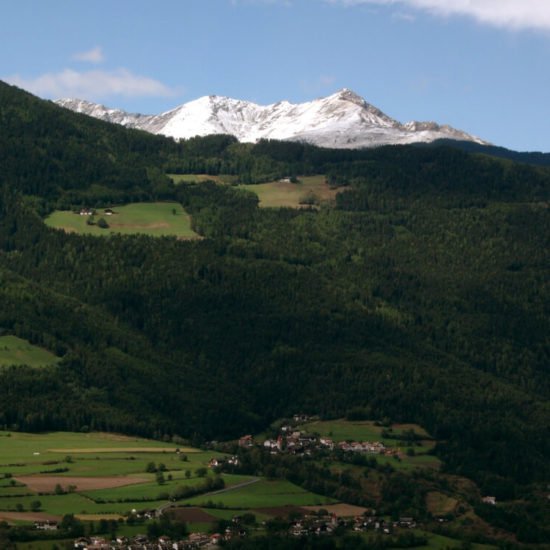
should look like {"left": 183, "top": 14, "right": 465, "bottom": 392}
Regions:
{"left": 0, "top": 80, "right": 548, "bottom": 494}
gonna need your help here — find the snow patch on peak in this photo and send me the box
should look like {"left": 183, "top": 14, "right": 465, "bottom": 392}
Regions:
{"left": 54, "top": 90, "right": 488, "bottom": 149}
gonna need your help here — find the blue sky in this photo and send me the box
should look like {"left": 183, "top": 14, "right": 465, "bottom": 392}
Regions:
{"left": 2, "top": 0, "right": 549, "bottom": 151}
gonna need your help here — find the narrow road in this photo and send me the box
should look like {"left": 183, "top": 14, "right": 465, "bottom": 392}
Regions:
{"left": 156, "top": 476, "right": 260, "bottom": 516}
{"left": 205, "top": 476, "right": 260, "bottom": 496}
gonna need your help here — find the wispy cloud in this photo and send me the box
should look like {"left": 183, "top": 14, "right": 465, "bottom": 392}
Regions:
{"left": 300, "top": 75, "right": 337, "bottom": 95}
{"left": 5, "top": 68, "right": 180, "bottom": 100}
{"left": 72, "top": 46, "right": 104, "bottom": 64}
{"left": 231, "top": 0, "right": 292, "bottom": 6}
{"left": 392, "top": 11, "right": 415, "bottom": 22}
{"left": 326, "top": 0, "right": 550, "bottom": 32}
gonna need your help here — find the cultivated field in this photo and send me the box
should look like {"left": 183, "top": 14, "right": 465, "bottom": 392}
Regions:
{"left": 238, "top": 175, "right": 343, "bottom": 208}
{"left": 0, "top": 431, "right": 332, "bottom": 528}
{"left": 15, "top": 475, "right": 150, "bottom": 493}
{"left": 301, "top": 503, "right": 368, "bottom": 517}
{"left": 0, "top": 335, "right": 60, "bottom": 369}
{"left": 44, "top": 202, "right": 199, "bottom": 238}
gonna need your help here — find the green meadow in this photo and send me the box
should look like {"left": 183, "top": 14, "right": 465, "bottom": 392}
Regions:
{"left": 181, "top": 479, "right": 334, "bottom": 509}
{"left": 0, "top": 431, "right": 332, "bottom": 522}
{"left": 411, "top": 530, "right": 497, "bottom": 550}
{"left": 298, "top": 419, "right": 429, "bottom": 444}
{"left": 44, "top": 202, "right": 198, "bottom": 238}
{"left": 0, "top": 335, "right": 60, "bottom": 369}
{"left": 238, "top": 175, "right": 340, "bottom": 208}
{"left": 298, "top": 419, "right": 440, "bottom": 470}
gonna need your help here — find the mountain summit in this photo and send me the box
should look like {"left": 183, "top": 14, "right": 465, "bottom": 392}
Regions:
{"left": 56, "top": 89, "right": 487, "bottom": 149}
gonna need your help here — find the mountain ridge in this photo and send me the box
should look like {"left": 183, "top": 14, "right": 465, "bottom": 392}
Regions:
{"left": 55, "top": 88, "right": 488, "bottom": 149}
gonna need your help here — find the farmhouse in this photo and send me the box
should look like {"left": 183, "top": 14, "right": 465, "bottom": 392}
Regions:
{"left": 238, "top": 434, "right": 254, "bottom": 448}
{"left": 320, "top": 437, "right": 334, "bottom": 449}
{"left": 263, "top": 436, "right": 283, "bottom": 452}
{"left": 34, "top": 520, "right": 58, "bottom": 530}
{"left": 208, "top": 457, "right": 225, "bottom": 468}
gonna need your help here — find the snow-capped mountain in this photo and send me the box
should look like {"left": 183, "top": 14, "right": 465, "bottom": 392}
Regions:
{"left": 55, "top": 89, "right": 487, "bottom": 149}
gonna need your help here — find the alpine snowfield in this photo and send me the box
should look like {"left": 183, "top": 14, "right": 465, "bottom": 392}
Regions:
{"left": 56, "top": 89, "right": 487, "bottom": 149}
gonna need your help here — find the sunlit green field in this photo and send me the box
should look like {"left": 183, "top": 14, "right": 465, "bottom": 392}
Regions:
{"left": 80, "top": 473, "right": 254, "bottom": 503}
{"left": 181, "top": 479, "right": 334, "bottom": 508}
{"left": 238, "top": 175, "right": 341, "bottom": 208}
{"left": 0, "top": 431, "right": 207, "bottom": 516}
{"left": 0, "top": 431, "right": 331, "bottom": 522}
{"left": 0, "top": 335, "right": 60, "bottom": 369}
{"left": 44, "top": 201, "right": 198, "bottom": 238}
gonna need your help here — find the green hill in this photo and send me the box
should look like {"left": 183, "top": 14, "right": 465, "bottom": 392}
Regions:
{"left": 0, "top": 81, "right": 548, "bottom": 497}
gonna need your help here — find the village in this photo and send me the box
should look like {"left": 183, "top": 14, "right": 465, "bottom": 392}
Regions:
{"left": 234, "top": 415, "right": 394, "bottom": 458}
{"left": 67, "top": 510, "right": 419, "bottom": 549}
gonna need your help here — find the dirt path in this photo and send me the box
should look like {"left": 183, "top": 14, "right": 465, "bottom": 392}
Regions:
{"left": 205, "top": 477, "right": 260, "bottom": 496}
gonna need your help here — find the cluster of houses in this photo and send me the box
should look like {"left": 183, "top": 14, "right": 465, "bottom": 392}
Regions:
{"left": 207, "top": 455, "right": 240, "bottom": 469}
{"left": 73, "top": 532, "right": 226, "bottom": 549}
{"left": 337, "top": 441, "right": 387, "bottom": 454}
{"left": 70, "top": 512, "right": 419, "bottom": 549}
{"left": 288, "top": 512, "right": 417, "bottom": 538}
{"left": 238, "top": 418, "right": 390, "bottom": 457}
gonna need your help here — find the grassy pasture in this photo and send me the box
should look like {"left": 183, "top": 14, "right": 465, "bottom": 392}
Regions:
{"left": 181, "top": 479, "right": 335, "bottom": 509}
{"left": 45, "top": 201, "right": 198, "bottom": 239}
{"left": 298, "top": 419, "right": 440, "bottom": 470}
{"left": 374, "top": 453, "right": 441, "bottom": 471}
{"left": 297, "top": 419, "right": 393, "bottom": 444}
{"left": 426, "top": 491, "right": 459, "bottom": 516}
{"left": 0, "top": 432, "right": 289, "bottom": 520}
{"left": 298, "top": 419, "right": 429, "bottom": 445}
{"left": 81, "top": 473, "right": 254, "bottom": 502}
{"left": 0, "top": 335, "right": 60, "bottom": 369}
{"left": 238, "top": 175, "right": 341, "bottom": 208}
{"left": 411, "top": 530, "right": 497, "bottom": 550}
{"left": 0, "top": 431, "right": 197, "bottom": 515}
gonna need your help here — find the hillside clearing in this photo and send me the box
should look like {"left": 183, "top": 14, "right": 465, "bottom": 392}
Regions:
{"left": 0, "top": 335, "right": 60, "bottom": 369}
{"left": 238, "top": 175, "right": 343, "bottom": 208}
{"left": 44, "top": 202, "right": 199, "bottom": 238}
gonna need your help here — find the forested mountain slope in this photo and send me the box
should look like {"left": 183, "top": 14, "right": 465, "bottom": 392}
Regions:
{"left": 0, "top": 82, "right": 548, "bottom": 492}
{"left": 0, "top": 80, "right": 178, "bottom": 201}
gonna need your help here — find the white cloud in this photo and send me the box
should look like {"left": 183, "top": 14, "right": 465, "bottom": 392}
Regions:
{"left": 327, "top": 0, "right": 550, "bottom": 32}
{"left": 72, "top": 46, "right": 104, "bottom": 64}
{"left": 5, "top": 68, "right": 179, "bottom": 100}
